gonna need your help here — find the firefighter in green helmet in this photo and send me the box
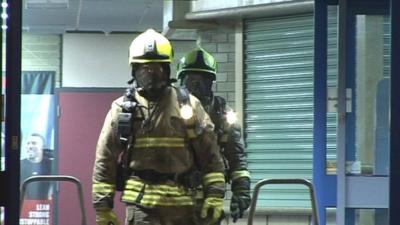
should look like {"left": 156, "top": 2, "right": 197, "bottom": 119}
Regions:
{"left": 177, "top": 46, "right": 251, "bottom": 223}
{"left": 92, "top": 29, "right": 226, "bottom": 225}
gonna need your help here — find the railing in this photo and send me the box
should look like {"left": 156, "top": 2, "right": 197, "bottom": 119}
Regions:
{"left": 20, "top": 175, "right": 87, "bottom": 225}
{"left": 247, "top": 178, "right": 319, "bottom": 225}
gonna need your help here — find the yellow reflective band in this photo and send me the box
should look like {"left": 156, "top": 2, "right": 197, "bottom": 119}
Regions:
{"left": 144, "top": 187, "right": 183, "bottom": 196}
{"left": 205, "top": 197, "right": 223, "bottom": 205}
{"left": 131, "top": 58, "right": 171, "bottom": 63}
{"left": 93, "top": 182, "right": 115, "bottom": 194}
{"left": 122, "top": 192, "right": 194, "bottom": 207}
{"left": 140, "top": 195, "right": 194, "bottom": 207}
{"left": 135, "top": 137, "right": 185, "bottom": 148}
{"left": 203, "top": 172, "right": 225, "bottom": 185}
{"left": 125, "top": 185, "right": 184, "bottom": 196}
{"left": 231, "top": 170, "right": 251, "bottom": 181}
{"left": 125, "top": 179, "right": 187, "bottom": 196}
{"left": 136, "top": 137, "right": 184, "bottom": 143}
{"left": 122, "top": 178, "right": 194, "bottom": 207}
{"left": 125, "top": 179, "right": 144, "bottom": 190}
{"left": 121, "top": 190, "right": 140, "bottom": 202}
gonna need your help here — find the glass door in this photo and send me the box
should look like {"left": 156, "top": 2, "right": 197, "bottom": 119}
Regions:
{"left": 314, "top": 0, "right": 396, "bottom": 224}
{"left": 337, "top": 1, "right": 390, "bottom": 225}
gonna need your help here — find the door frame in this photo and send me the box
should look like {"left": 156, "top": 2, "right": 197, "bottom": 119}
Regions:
{"left": 390, "top": 0, "right": 400, "bottom": 224}
{"left": 314, "top": 0, "right": 395, "bottom": 224}
{"left": 0, "top": 0, "right": 23, "bottom": 224}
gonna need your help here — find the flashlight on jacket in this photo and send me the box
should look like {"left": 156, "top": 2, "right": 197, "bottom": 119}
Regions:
{"left": 226, "top": 110, "right": 237, "bottom": 125}
{"left": 180, "top": 104, "right": 193, "bottom": 119}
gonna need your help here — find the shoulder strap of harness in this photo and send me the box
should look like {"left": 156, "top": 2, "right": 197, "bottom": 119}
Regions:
{"left": 117, "top": 87, "right": 138, "bottom": 145}
{"left": 210, "top": 96, "right": 226, "bottom": 133}
{"left": 175, "top": 86, "right": 190, "bottom": 106}
{"left": 116, "top": 87, "right": 138, "bottom": 191}
{"left": 213, "top": 95, "right": 226, "bottom": 115}
{"left": 175, "top": 86, "right": 199, "bottom": 139}
{"left": 212, "top": 96, "right": 231, "bottom": 179}
{"left": 175, "top": 86, "right": 202, "bottom": 183}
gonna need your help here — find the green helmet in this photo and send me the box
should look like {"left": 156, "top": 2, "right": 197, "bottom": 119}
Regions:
{"left": 177, "top": 47, "right": 217, "bottom": 81}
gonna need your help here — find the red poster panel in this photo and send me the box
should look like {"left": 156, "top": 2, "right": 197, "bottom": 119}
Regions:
{"left": 57, "top": 88, "right": 125, "bottom": 225}
{"left": 20, "top": 199, "right": 53, "bottom": 225}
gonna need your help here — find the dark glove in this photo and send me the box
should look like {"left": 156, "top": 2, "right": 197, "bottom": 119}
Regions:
{"left": 230, "top": 177, "right": 251, "bottom": 222}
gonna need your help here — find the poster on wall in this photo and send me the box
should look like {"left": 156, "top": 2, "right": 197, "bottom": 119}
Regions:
{"left": 19, "top": 200, "right": 53, "bottom": 225}
{"left": 20, "top": 71, "right": 56, "bottom": 225}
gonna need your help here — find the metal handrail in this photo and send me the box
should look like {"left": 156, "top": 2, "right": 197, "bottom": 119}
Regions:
{"left": 20, "top": 175, "right": 87, "bottom": 225}
{"left": 247, "top": 178, "right": 319, "bottom": 225}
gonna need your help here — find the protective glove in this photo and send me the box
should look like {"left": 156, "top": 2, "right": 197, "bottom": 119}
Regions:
{"left": 96, "top": 209, "right": 120, "bottom": 225}
{"left": 230, "top": 177, "right": 251, "bottom": 222}
{"left": 201, "top": 196, "right": 224, "bottom": 225}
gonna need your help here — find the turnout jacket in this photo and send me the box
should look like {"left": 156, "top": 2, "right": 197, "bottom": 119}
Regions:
{"left": 92, "top": 87, "right": 225, "bottom": 209}
{"left": 205, "top": 96, "right": 250, "bottom": 182}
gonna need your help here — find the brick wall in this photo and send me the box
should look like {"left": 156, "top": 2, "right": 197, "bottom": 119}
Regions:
{"left": 197, "top": 27, "right": 236, "bottom": 108}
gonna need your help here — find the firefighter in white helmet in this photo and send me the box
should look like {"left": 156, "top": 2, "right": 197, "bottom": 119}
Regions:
{"left": 92, "top": 29, "right": 226, "bottom": 225}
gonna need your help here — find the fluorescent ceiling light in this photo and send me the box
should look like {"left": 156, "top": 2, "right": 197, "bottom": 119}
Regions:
{"left": 25, "top": 0, "right": 69, "bottom": 9}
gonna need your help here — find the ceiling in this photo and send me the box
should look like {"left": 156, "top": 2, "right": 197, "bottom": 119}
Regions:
{"left": 22, "top": 0, "right": 165, "bottom": 34}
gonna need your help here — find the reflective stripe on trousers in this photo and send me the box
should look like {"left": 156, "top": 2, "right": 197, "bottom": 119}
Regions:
{"left": 122, "top": 178, "right": 195, "bottom": 208}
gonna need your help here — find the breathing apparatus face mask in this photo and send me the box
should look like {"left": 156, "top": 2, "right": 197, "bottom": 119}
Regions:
{"left": 182, "top": 73, "right": 213, "bottom": 105}
{"left": 133, "top": 63, "right": 169, "bottom": 100}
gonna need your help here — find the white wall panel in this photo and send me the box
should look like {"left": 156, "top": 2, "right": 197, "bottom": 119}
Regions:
{"left": 62, "top": 33, "right": 195, "bottom": 88}
{"left": 62, "top": 33, "right": 133, "bottom": 88}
